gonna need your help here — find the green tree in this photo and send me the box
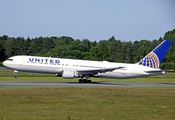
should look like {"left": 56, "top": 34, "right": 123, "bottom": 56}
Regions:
{"left": 123, "top": 41, "right": 133, "bottom": 63}
{"left": 163, "top": 29, "right": 175, "bottom": 63}
{"left": 82, "top": 52, "right": 91, "bottom": 60}
{"left": 81, "top": 39, "right": 91, "bottom": 49}
{"left": 14, "top": 37, "right": 25, "bottom": 55}
{"left": 90, "top": 41, "right": 97, "bottom": 48}
{"left": 108, "top": 36, "right": 116, "bottom": 42}
{"left": 56, "top": 36, "right": 74, "bottom": 46}
{"left": 24, "top": 37, "right": 31, "bottom": 55}
{"left": 69, "top": 44, "right": 89, "bottom": 52}
{"left": 43, "top": 37, "right": 54, "bottom": 51}
{"left": 62, "top": 50, "right": 82, "bottom": 59}
{"left": 108, "top": 39, "right": 123, "bottom": 62}
{"left": 2, "top": 35, "right": 8, "bottom": 41}
{"left": 132, "top": 41, "right": 140, "bottom": 63}
{"left": 0, "top": 35, "right": 7, "bottom": 61}
{"left": 89, "top": 46, "right": 100, "bottom": 60}
{"left": 28, "top": 36, "right": 43, "bottom": 55}
{"left": 4, "top": 37, "right": 15, "bottom": 57}
{"left": 71, "top": 39, "right": 81, "bottom": 45}
{"left": 98, "top": 40, "right": 109, "bottom": 60}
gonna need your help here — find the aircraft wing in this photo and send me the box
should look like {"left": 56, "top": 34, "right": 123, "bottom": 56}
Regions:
{"left": 76, "top": 67, "right": 124, "bottom": 75}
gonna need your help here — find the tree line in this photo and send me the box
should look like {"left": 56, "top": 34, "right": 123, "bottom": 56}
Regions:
{"left": 0, "top": 29, "right": 175, "bottom": 69}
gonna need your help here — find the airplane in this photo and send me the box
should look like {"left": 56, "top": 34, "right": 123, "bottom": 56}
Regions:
{"left": 3, "top": 40, "right": 172, "bottom": 83}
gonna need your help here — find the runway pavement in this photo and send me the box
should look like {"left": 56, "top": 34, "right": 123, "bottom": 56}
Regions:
{"left": 0, "top": 81, "right": 175, "bottom": 87}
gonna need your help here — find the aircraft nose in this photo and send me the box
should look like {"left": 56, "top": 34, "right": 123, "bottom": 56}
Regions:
{"left": 3, "top": 61, "right": 7, "bottom": 66}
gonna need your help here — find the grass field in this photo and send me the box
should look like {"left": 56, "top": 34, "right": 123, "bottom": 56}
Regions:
{"left": 0, "top": 77, "right": 175, "bottom": 83}
{"left": 0, "top": 70, "right": 175, "bottom": 82}
{"left": 0, "top": 87, "right": 175, "bottom": 120}
{"left": 1, "top": 70, "right": 175, "bottom": 77}
{"left": 0, "top": 70, "right": 175, "bottom": 120}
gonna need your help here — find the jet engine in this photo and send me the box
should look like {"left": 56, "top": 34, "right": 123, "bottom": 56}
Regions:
{"left": 62, "top": 70, "right": 78, "bottom": 79}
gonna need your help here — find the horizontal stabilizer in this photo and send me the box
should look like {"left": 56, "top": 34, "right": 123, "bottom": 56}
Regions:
{"left": 144, "top": 70, "right": 162, "bottom": 73}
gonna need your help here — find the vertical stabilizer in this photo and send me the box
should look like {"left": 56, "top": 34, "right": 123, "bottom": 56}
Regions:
{"left": 138, "top": 40, "right": 172, "bottom": 68}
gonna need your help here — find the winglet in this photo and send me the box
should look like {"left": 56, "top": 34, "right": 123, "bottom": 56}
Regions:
{"left": 138, "top": 40, "right": 172, "bottom": 68}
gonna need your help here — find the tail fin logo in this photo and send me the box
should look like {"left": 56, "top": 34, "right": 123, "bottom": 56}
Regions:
{"left": 137, "top": 40, "right": 172, "bottom": 69}
{"left": 138, "top": 52, "right": 160, "bottom": 69}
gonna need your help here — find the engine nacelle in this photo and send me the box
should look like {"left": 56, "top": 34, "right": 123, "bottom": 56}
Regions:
{"left": 62, "top": 70, "right": 78, "bottom": 79}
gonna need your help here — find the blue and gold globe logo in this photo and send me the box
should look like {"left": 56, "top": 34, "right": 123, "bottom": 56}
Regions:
{"left": 138, "top": 52, "right": 160, "bottom": 69}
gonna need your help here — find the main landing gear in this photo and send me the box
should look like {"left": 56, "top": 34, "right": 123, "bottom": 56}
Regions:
{"left": 78, "top": 75, "right": 92, "bottom": 83}
{"left": 14, "top": 70, "right": 18, "bottom": 78}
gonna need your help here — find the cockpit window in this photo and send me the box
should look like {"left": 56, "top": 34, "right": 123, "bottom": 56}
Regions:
{"left": 7, "top": 59, "right": 13, "bottom": 61}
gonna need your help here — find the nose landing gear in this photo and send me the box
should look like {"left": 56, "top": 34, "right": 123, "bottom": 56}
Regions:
{"left": 14, "top": 70, "right": 18, "bottom": 78}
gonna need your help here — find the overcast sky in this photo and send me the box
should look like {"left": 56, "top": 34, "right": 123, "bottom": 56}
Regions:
{"left": 0, "top": 0, "right": 175, "bottom": 42}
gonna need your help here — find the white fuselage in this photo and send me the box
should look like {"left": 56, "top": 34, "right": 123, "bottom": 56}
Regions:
{"left": 3, "top": 55, "right": 164, "bottom": 79}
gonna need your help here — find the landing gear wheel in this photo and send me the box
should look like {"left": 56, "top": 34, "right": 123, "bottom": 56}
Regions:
{"left": 78, "top": 75, "right": 92, "bottom": 83}
{"left": 79, "top": 79, "right": 82, "bottom": 83}
{"left": 14, "top": 75, "right": 18, "bottom": 78}
{"left": 88, "top": 80, "right": 91, "bottom": 83}
{"left": 83, "top": 79, "right": 87, "bottom": 83}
